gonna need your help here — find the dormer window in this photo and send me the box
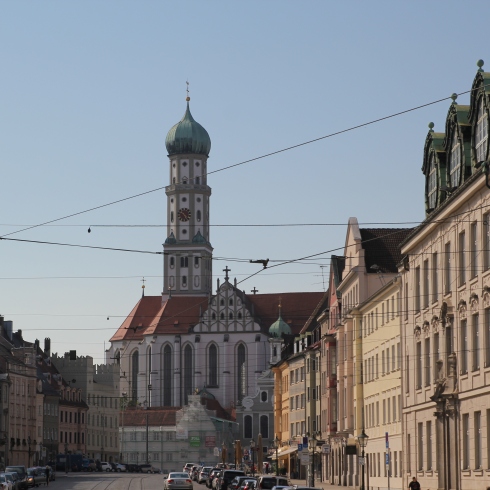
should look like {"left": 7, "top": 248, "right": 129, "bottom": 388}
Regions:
{"left": 427, "top": 153, "right": 438, "bottom": 209}
{"left": 449, "top": 131, "right": 462, "bottom": 188}
{"left": 475, "top": 97, "right": 488, "bottom": 163}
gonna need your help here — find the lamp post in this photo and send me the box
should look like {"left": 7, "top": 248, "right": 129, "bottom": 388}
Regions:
{"left": 232, "top": 441, "right": 237, "bottom": 469}
{"left": 250, "top": 439, "right": 255, "bottom": 477}
{"left": 273, "top": 435, "right": 280, "bottom": 476}
{"left": 357, "top": 429, "right": 368, "bottom": 490}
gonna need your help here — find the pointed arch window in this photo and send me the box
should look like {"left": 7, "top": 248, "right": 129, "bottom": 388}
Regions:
{"left": 183, "top": 345, "right": 193, "bottom": 405}
{"left": 237, "top": 344, "right": 246, "bottom": 401}
{"left": 449, "top": 131, "right": 462, "bottom": 188}
{"left": 475, "top": 96, "right": 488, "bottom": 163}
{"left": 163, "top": 345, "right": 172, "bottom": 406}
{"left": 131, "top": 351, "right": 139, "bottom": 402}
{"left": 427, "top": 153, "right": 438, "bottom": 210}
{"left": 208, "top": 344, "right": 218, "bottom": 386}
{"left": 260, "top": 415, "right": 269, "bottom": 438}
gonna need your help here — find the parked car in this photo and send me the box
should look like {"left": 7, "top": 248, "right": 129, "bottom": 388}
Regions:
{"left": 1, "top": 474, "right": 14, "bottom": 490}
{"left": 229, "top": 475, "right": 252, "bottom": 490}
{"left": 219, "top": 470, "right": 245, "bottom": 490}
{"left": 240, "top": 479, "right": 257, "bottom": 490}
{"left": 113, "top": 463, "right": 126, "bottom": 472}
{"left": 126, "top": 464, "right": 140, "bottom": 473}
{"left": 4, "top": 468, "right": 27, "bottom": 490}
{"left": 256, "top": 477, "right": 289, "bottom": 490}
{"left": 99, "top": 462, "right": 112, "bottom": 472}
{"left": 5, "top": 472, "right": 20, "bottom": 490}
{"left": 81, "top": 459, "right": 96, "bottom": 472}
{"left": 25, "top": 468, "right": 46, "bottom": 488}
{"left": 164, "top": 472, "right": 193, "bottom": 490}
{"left": 0, "top": 475, "right": 10, "bottom": 490}
{"left": 198, "top": 467, "right": 213, "bottom": 484}
{"left": 206, "top": 469, "right": 220, "bottom": 488}
{"left": 138, "top": 464, "right": 159, "bottom": 473}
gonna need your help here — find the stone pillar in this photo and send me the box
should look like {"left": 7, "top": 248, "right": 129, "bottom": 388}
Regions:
{"left": 434, "top": 403, "right": 446, "bottom": 490}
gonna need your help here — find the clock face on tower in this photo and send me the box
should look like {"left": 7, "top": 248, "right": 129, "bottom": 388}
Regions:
{"left": 178, "top": 208, "right": 192, "bottom": 222}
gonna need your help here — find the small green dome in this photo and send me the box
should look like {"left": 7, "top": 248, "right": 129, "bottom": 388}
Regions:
{"left": 269, "top": 314, "right": 291, "bottom": 338}
{"left": 164, "top": 232, "right": 177, "bottom": 245}
{"left": 165, "top": 101, "right": 211, "bottom": 157}
{"left": 192, "top": 230, "right": 208, "bottom": 244}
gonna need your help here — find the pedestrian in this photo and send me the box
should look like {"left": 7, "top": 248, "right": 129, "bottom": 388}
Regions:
{"left": 45, "top": 465, "right": 51, "bottom": 486}
{"left": 408, "top": 476, "right": 420, "bottom": 490}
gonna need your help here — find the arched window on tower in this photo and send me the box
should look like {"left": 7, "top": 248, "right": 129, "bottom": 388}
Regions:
{"left": 181, "top": 257, "right": 189, "bottom": 268}
{"left": 237, "top": 344, "right": 246, "bottom": 401}
{"left": 197, "top": 210, "right": 201, "bottom": 222}
{"left": 163, "top": 345, "right": 172, "bottom": 406}
{"left": 183, "top": 345, "right": 193, "bottom": 404}
{"left": 171, "top": 211, "right": 174, "bottom": 223}
{"left": 244, "top": 415, "right": 252, "bottom": 439}
{"left": 427, "top": 153, "right": 437, "bottom": 210}
{"left": 260, "top": 415, "right": 269, "bottom": 438}
{"left": 131, "top": 351, "right": 139, "bottom": 402}
{"left": 208, "top": 344, "right": 218, "bottom": 386}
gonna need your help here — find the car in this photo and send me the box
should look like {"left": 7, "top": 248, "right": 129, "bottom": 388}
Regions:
{"left": 81, "top": 459, "right": 96, "bottom": 472}
{"left": 229, "top": 475, "right": 252, "bottom": 490}
{"left": 183, "top": 463, "right": 196, "bottom": 474}
{"left": 138, "top": 464, "right": 157, "bottom": 473}
{"left": 206, "top": 469, "right": 220, "bottom": 488}
{"left": 113, "top": 463, "right": 126, "bottom": 472}
{"left": 218, "top": 470, "right": 245, "bottom": 490}
{"left": 99, "top": 462, "right": 112, "bottom": 472}
{"left": 0, "top": 475, "right": 11, "bottom": 490}
{"left": 164, "top": 472, "right": 193, "bottom": 490}
{"left": 5, "top": 472, "right": 20, "bottom": 490}
{"left": 270, "top": 486, "right": 289, "bottom": 490}
{"left": 4, "top": 468, "right": 27, "bottom": 490}
{"left": 239, "top": 478, "right": 257, "bottom": 490}
{"left": 25, "top": 468, "right": 45, "bottom": 488}
{"left": 256, "top": 477, "right": 290, "bottom": 490}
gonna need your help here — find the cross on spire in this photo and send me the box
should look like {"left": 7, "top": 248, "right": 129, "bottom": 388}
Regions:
{"left": 186, "top": 80, "right": 190, "bottom": 101}
{"left": 251, "top": 287, "right": 259, "bottom": 295}
{"left": 223, "top": 266, "right": 231, "bottom": 281}
{"left": 141, "top": 277, "right": 146, "bottom": 297}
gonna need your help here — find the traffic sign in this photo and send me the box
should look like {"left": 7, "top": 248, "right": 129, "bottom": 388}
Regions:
{"left": 385, "top": 432, "right": 389, "bottom": 449}
{"left": 298, "top": 443, "right": 303, "bottom": 452}
{"left": 322, "top": 444, "right": 331, "bottom": 454}
{"left": 300, "top": 453, "right": 309, "bottom": 465}
{"left": 385, "top": 452, "right": 390, "bottom": 465}
{"left": 358, "top": 457, "right": 365, "bottom": 466}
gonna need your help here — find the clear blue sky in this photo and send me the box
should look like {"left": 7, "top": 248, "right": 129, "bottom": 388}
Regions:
{"left": 1, "top": 1, "right": 489, "bottom": 362}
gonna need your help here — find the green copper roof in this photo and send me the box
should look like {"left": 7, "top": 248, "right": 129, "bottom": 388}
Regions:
{"left": 164, "top": 232, "right": 177, "bottom": 245}
{"left": 165, "top": 101, "right": 211, "bottom": 157}
{"left": 269, "top": 314, "right": 291, "bottom": 338}
{"left": 192, "top": 230, "right": 209, "bottom": 244}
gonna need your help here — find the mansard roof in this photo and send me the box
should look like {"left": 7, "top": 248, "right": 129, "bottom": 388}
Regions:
{"left": 360, "top": 228, "right": 414, "bottom": 273}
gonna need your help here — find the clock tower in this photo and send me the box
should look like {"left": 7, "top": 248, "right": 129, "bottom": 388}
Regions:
{"left": 163, "top": 97, "right": 213, "bottom": 297}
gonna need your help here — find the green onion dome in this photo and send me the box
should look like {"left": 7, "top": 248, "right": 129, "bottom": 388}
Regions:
{"left": 165, "top": 99, "right": 211, "bottom": 157}
{"left": 269, "top": 314, "right": 291, "bottom": 338}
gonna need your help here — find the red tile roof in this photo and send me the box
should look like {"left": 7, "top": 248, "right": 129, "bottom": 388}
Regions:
{"left": 121, "top": 407, "right": 180, "bottom": 427}
{"left": 110, "top": 291, "right": 324, "bottom": 341}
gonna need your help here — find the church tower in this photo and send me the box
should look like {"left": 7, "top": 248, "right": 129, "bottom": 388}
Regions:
{"left": 163, "top": 96, "right": 213, "bottom": 296}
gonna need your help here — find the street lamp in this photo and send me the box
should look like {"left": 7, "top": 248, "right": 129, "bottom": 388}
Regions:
{"left": 272, "top": 436, "right": 280, "bottom": 476}
{"left": 357, "top": 429, "right": 369, "bottom": 490}
{"left": 250, "top": 439, "right": 255, "bottom": 477}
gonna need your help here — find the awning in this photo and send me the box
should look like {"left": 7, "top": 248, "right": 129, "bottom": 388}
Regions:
{"left": 270, "top": 447, "right": 298, "bottom": 460}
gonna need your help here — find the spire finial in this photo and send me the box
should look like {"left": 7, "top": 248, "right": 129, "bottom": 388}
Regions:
{"left": 141, "top": 277, "right": 146, "bottom": 298}
{"left": 477, "top": 59, "right": 484, "bottom": 72}
{"left": 223, "top": 266, "right": 231, "bottom": 281}
{"left": 186, "top": 80, "right": 190, "bottom": 102}
{"left": 428, "top": 122, "right": 434, "bottom": 132}
{"left": 278, "top": 296, "right": 282, "bottom": 316}
{"left": 451, "top": 93, "right": 458, "bottom": 104}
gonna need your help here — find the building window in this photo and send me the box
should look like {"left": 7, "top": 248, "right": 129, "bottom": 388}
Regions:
{"left": 183, "top": 345, "right": 193, "bottom": 405}
{"left": 433, "top": 333, "right": 440, "bottom": 382}
{"left": 462, "top": 413, "right": 470, "bottom": 469}
{"left": 461, "top": 320, "right": 468, "bottom": 374}
{"left": 432, "top": 252, "right": 438, "bottom": 303}
{"left": 260, "top": 415, "right": 269, "bottom": 438}
{"left": 197, "top": 210, "right": 201, "bottom": 222}
{"left": 426, "top": 421, "right": 432, "bottom": 470}
{"left": 244, "top": 415, "right": 252, "bottom": 439}
{"left": 445, "top": 242, "right": 451, "bottom": 294}
{"left": 423, "top": 259, "right": 429, "bottom": 309}
{"left": 427, "top": 153, "right": 437, "bottom": 209}
{"left": 475, "top": 411, "right": 482, "bottom": 469}
{"left": 131, "top": 351, "right": 139, "bottom": 402}
{"left": 475, "top": 96, "right": 488, "bottom": 163}
{"left": 484, "top": 214, "right": 490, "bottom": 270}
{"left": 417, "top": 423, "right": 423, "bottom": 471}
{"left": 470, "top": 222, "right": 478, "bottom": 279}
{"left": 415, "top": 267, "right": 421, "bottom": 312}
{"left": 459, "top": 231, "right": 466, "bottom": 286}
{"left": 486, "top": 310, "right": 490, "bottom": 368}
{"left": 424, "top": 337, "right": 431, "bottom": 387}
{"left": 208, "top": 344, "right": 218, "bottom": 386}
{"left": 472, "top": 314, "right": 480, "bottom": 371}
{"left": 180, "top": 257, "right": 188, "bottom": 268}
{"left": 237, "top": 344, "right": 246, "bottom": 401}
{"left": 416, "top": 342, "right": 422, "bottom": 390}
{"left": 449, "top": 131, "right": 462, "bottom": 188}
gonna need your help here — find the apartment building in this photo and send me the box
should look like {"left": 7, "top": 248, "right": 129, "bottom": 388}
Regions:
{"left": 401, "top": 62, "right": 490, "bottom": 490}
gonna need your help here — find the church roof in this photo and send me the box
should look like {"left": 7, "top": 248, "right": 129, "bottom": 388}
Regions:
{"left": 121, "top": 407, "right": 180, "bottom": 427}
{"left": 165, "top": 101, "right": 211, "bottom": 157}
{"left": 110, "top": 291, "right": 324, "bottom": 341}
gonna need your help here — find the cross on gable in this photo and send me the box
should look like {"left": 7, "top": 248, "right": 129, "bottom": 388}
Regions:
{"left": 223, "top": 266, "right": 231, "bottom": 281}
{"left": 251, "top": 287, "right": 259, "bottom": 295}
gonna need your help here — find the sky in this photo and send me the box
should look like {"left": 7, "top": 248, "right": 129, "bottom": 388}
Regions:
{"left": 1, "top": 0, "right": 489, "bottom": 363}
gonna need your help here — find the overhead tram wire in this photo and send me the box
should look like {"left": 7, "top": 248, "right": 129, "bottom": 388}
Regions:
{"left": 1, "top": 85, "right": 485, "bottom": 241}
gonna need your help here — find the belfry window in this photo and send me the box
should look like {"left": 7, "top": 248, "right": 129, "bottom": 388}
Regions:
{"left": 449, "top": 131, "right": 462, "bottom": 188}
{"left": 197, "top": 210, "right": 201, "bottom": 222}
{"left": 180, "top": 257, "right": 188, "bottom": 268}
{"left": 427, "top": 153, "right": 437, "bottom": 210}
{"left": 195, "top": 177, "right": 200, "bottom": 184}
{"left": 170, "top": 211, "right": 174, "bottom": 223}
{"left": 475, "top": 97, "right": 488, "bottom": 163}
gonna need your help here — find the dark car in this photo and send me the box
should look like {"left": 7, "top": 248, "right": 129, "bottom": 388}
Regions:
{"left": 229, "top": 476, "right": 252, "bottom": 490}
{"left": 219, "top": 470, "right": 245, "bottom": 490}
{"left": 256, "top": 477, "right": 289, "bottom": 490}
{"left": 5, "top": 467, "right": 27, "bottom": 490}
{"left": 126, "top": 464, "right": 140, "bottom": 473}
{"left": 206, "top": 469, "right": 220, "bottom": 488}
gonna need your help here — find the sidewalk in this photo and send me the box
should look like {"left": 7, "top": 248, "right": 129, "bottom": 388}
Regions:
{"left": 289, "top": 479, "right": 347, "bottom": 490}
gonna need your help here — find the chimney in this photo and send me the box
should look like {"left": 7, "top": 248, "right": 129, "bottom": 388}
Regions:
{"left": 44, "top": 338, "right": 51, "bottom": 357}
{"left": 34, "top": 339, "right": 40, "bottom": 351}
{"left": 69, "top": 350, "right": 77, "bottom": 361}
{"left": 4, "top": 321, "right": 13, "bottom": 341}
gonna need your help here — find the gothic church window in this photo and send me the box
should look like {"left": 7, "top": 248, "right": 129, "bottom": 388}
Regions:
{"left": 475, "top": 96, "right": 488, "bottom": 163}
{"left": 229, "top": 313, "right": 233, "bottom": 320}
{"left": 237, "top": 344, "right": 246, "bottom": 401}
{"left": 238, "top": 312, "right": 242, "bottom": 319}
{"left": 220, "top": 299, "right": 224, "bottom": 306}
{"left": 244, "top": 415, "right": 252, "bottom": 438}
{"left": 183, "top": 345, "right": 193, "bottom": 404}
{"left": 260, "top": 415, "right": 269, "bottom": 438}
{"left": 163, "top": 345, "right": 172, "bottom": 406}
{"left": 220, "top": 313, "right": 224, "bottom": 320}
{"left": 208, "top": 344, "right": 218, "bottom": 386}
{"left": 131, "top": 351, "right": 139, "bottom": 402}
{"left": 212, "top": 313, "right": 216, "bottom": 320}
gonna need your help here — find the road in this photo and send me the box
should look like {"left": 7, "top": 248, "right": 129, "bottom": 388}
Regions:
{"left": 41, "top": 472, "right": 166, "bottom": 490}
